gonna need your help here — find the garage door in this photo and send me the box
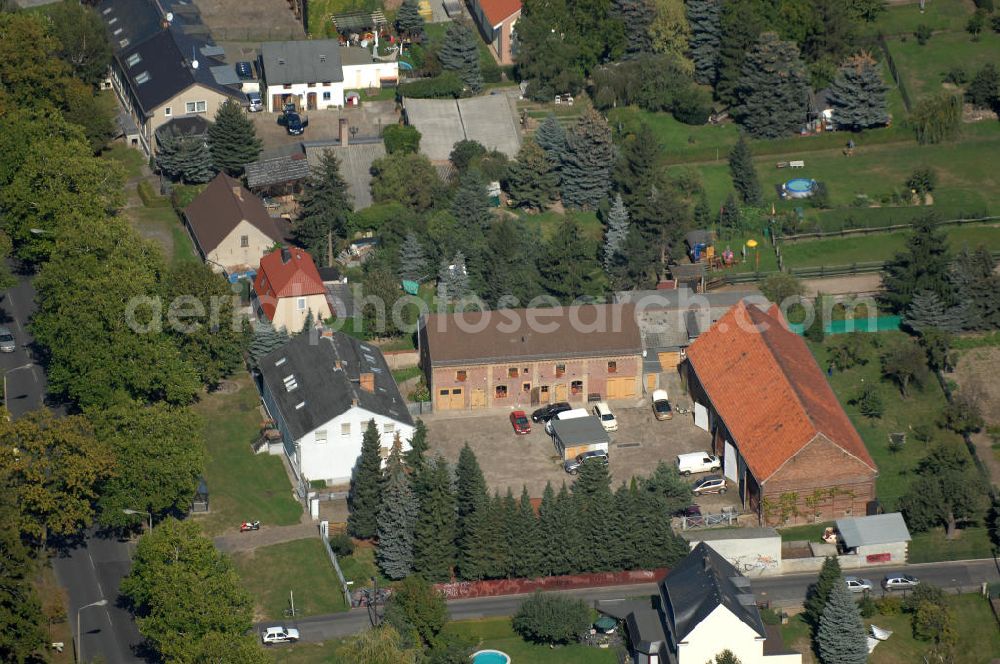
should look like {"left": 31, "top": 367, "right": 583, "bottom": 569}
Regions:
{"left": 435, "top": 387, "right": 464, "bottom": 410}
{"left": 658, "top": 351, "right": 681, "bottom": 370}
{"left": 471, "top": 389, "right": 486, "bottom": 408}
{"left": 554, "top": 384, "right": 567, "bottom": 401}
{"left": 606, "top": 377, "right": 636, "bottom": 400}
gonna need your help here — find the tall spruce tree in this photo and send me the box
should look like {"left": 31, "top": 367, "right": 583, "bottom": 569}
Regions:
{"left": 555, "top": 483, "right": 585, "bottom": 574}
{"left": 248, "top": 321, "right": 289, "bottom": 364}
{"left": 603, "top": 194, "right": 631, "bottom": 271}
{"left": 804, "top": 556, "right": 843, "bottom": 626}
{"left": 437, "top": 252, "right": 472, "bottom": 303}
{"left": 347, "top": 420, "right": 383, "bottom": 539}
{"left": 412, "top": 457, "right": 457, "bottom": 582}
{"left": 881, "top": 214, "right": 953, "bottom": 314}
{"left": 613, "top": 123, "right": 662, "bottom": 215}
{"left": 614, "top": 0, "right": 656, "bottom": 56}
{"left": 398, "top": 232, "right": 429, "bottom": 281}
{"left": 828, "top": 52, "right": 889, "bottom": 130}
{"left": 376, "top": 435, "right": 418, "bottom": 579}
{"left": 685, "top": 0, "right": 722, "bottom": 84}
{"left": 507, "top": 139, "right": 558, "bottom": 210}
{"left": 715, "top": 0, "right": 766, "bottom": 107}
{"left": 539, "top": 216, "right": 602, "bottom": 302}
{"left": 560, "top": 108, "right": 614, "bottom": 209}
{"left": 438, "top": 22, "right": 483, "bottom": 94}
{"left": 455, "top": 444, "right": 488, "bottom": 546}
{"left": 950, "top": 245, "right": 1000, "bottom": 330}
{"left": 534, "top": 114, "right": 568, "bottom": 167}
{"left": 405, "top": 419, "right": 429, "bottom": 478}
{"left": 537, "top": 482, "right": 559, "bottom": 577}
{"left": 571, "top": 459, "right": 617, "bottom": 571}
{"left": 395, "top": 0, "right": 426, "bottom": 37}
{"left": 207, "top": 99, "right": 262, "bottom": 176}
{"left": 905, "top": 290, "right": 963, "bottom": 333}
{"left": 293, "top": 150, "right": 352, "bottom": 267}
{"left": 719, "top": 191, "right": 742, "bottom": 233}
{"left": 156, "top": 135, "right": 216, "bottom": 184}
{"left": 452, "top": 169, "right": 491, "bottom": 233}
{"left": 613, "top": 481, "right": 643, "bottom": 570}
{"left": 733, "top": 32, "right": 810, "bottom": 138}
{"left": 512, "top": 486, "right": 544, "bottom": 579}
{"left": 479, "top": 218, "right": 542, "bottom": 307}
{"left": 816, "top": 580, "right": 868, "bottom": 664}
{"left": 728, "top": 134, "right": 763, "bottom": 206}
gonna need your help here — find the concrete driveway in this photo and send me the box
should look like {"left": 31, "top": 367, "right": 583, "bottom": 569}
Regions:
{"left": 423, "top": 402, "right": 739, "bottom": 513}
{"left": 249, "top": 101, "right": 398, "bottom": 150}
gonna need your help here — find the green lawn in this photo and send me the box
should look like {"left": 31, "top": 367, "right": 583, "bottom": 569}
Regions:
{"left": 336, "top": 541, "right": 386, "bottom": 587}
{"left": 232, "top": 539, "right": 348, "bottom": 619}
{"left": 868, "top": 0, "right": 975, "bottom": 36}
{"left": 780, "top": 223, "right": 1000, "bottom": 269}
{"left": 808, "top": 334, "right": 968, "bottom": 511}
{"left": 391, "top": 365, "right": 422, "bottom": 383}
{"left": 307, "top": 0, "right": 380, "bottom": 38}
{"left": 519, "top": 209, "right": 603, "bottom": 242}
{"left": 908, "top": 525, "right": 996, "bottom": 563}
{"left": 100, "top": 143, "right": 146, "bottom": 179}
{"left": 442, "top": 618, "right": 619, "bottom": 664}
{"left": 190, "top": 374, "right": 302, "bottom": 537}
{"left": 888, "top": 29, "right": 1000, "bottom": 101}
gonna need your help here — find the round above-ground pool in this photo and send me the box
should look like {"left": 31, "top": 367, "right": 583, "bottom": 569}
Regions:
{"left": 783, "top": 178, "right": 817, "bottom": 199}
{"left": 472, "top": 650, "right": 511, "bottom": 664}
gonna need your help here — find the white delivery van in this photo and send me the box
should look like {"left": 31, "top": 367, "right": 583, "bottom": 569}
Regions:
{"left": 545, "top": 407, "right": 589, "bottom": 435}
{"left": 592, "top": 401, "right": 618, "bottom": 432}
{"left": 676, "top": 451, "right": 721, "bottom": 476}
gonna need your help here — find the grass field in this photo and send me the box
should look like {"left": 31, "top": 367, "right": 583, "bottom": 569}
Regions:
{"left": 336, "top": 541, "right": 386, "bottom": 587}
{"left": 888, "top": 29, "right": 1000, "bottom": 101}
{"left": 908, "top": 525, "right": 995, "bottom": 562}
{"left": 190, "top": 374, "right": 302, "bottom": 537}
{"left": 519, "top": 209, "right": 603, "bottom": 241}
{"left": 232, "top": 539, "right": 348, "bottom": 619}
{"left": 808, "top": 334, "right": 967, "bottom": 511}
{"left": 868, "top": 0, "right": 976, "bottom": 36}
{"left": 782, "top": 593, "right": 1000, "bottom": 664}
{"left": 101, "top": 143, "right": 146, "bottom": 179}
{"left": 442, "top": 618, "right": 619, "bottom": 664}
{"left": 779, "top": 223, "right": 1000, "bottom": 268}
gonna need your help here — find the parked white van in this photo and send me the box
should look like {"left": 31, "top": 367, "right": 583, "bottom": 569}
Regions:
{"left": 676, "top": 451, "right": 721, "bottom": 476}
{"left": 545, "top": 407, "right": 590, "bottom": 435}
{"left": 592, "top": 401, "right": 618, "bottom": 432}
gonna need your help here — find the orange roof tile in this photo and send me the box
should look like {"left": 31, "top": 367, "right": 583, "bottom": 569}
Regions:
{"left": 685, "top": 301, "right": 876, "bottom": 482}
{"left": 253, "top": 247, "right": 325, "bottom": 322}
{"left": 479, "top": 0, "right": 521, "bottom": 25}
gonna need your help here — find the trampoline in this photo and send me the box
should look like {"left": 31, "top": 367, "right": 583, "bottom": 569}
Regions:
{"left": 783, "top": 178, "right": 817, "bottom": 199}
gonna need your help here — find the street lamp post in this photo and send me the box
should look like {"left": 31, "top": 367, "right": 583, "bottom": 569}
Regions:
{"left": 3, "top": 363, "right": 34, "bottom": 409}
{"left": 122, "top": 508, "right": 153, "bottom": 531}
{"left": 76, "top": 599, "right": 108, "bottom": 664}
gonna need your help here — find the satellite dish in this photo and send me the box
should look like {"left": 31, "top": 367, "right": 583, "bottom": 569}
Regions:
{"left": 165, "top": 12, "right": 174, "bottom": 22}
{"left": 192, "top": 59, "right": 199, "bottom": 69}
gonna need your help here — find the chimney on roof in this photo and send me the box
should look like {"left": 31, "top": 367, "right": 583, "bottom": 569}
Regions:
{"left": 321, "top": 329, "right": 333, "bottom": 339}
{"left": 339, "top": 118, "right": 349, "bottom": 146}
{"left": 232, "top": 186, "right": 243, "bottom": 201}
{"left": 351, "top": 397, "right": 359, "bottom": 407}
{"left": 280, "top": 247, "right": 291, "bottom": 264}
{"left": 334, "top": 359, "right": 343, "bottom": 370}
{"left": 360, "top": 372, "right": 374, "bottom": 392}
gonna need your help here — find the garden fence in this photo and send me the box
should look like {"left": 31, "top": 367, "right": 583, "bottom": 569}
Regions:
{"left": 877, "top": 33, "right": 912, "bottom": 113}
{"left": 775, "top": 215, "right": 1000, "bottom": 244}
{"left": 320, "top": 533, "right": 353, "bottom": 609}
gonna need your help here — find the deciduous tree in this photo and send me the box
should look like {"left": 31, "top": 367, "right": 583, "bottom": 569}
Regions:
{"left": 384, "top": 575, "right": 448, "bottom": 648}
{"left": 910, "top": 93, "right": 961, "bottom": 145}
{"left": 383, "top": 125, "right": 422, "bottom": 155}
{"left": 966, "top": 63, "right": 999, "bottom": 110}
{"left": 207, "top": 99, "right": 262, "bottom": 176}
{"left": 880, "top": 335, "right": 929, "bottom": 397}
{"left": 46, "top": 0, "right": 113, "bottom": 87}
{"left": 340, "top": 625, "right": 417, "bottom": 664}
{"left": 902, "top": 444, "right": 989, "bottom": 537}
{"left": 0, "top": 487, "right": 46, "bottom": 662}
{"left": 348, "top": 420, "right": 384, "bottom": 539}
{"left": 512, "top": 592, "right": 591, "bottom": 645}
{"left": 760, "top": 273, "right": 804, "bottom": 305}
{"left": 371, "top": 153, "right": 447, "bottom": 213}
{"left": 649, "top": 0, "right": 690, "bottom": 60}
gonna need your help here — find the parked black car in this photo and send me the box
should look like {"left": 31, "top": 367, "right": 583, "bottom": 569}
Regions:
{"left": 531, "top": 401, "right": 572, "bottom": 423}
{"left": 277, "top": 110, "right": 308, "bottom": 136}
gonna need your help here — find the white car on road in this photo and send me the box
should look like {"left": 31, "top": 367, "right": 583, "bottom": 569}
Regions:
{"left": 262, "top": 626, "right": 300, "bottom": 645}
{"left": 845, "top": 576, "right": 873, "bottom": 593}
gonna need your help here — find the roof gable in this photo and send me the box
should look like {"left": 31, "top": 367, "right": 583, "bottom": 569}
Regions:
{"left": 184, "top": 173, "right": 283, "bottom": 255}
{"left": 661, "top": 542, "right": 765, "bottom": 643}
{"left": 261, "top": 40, "right": 344, "bottom": 86}
{"left": 422, "top": 304, "right": 642, "bottom": 366}
{"left": 478, "top": 0, "right": 522, "bottom": 24}
{"left": 258, "top": 331, "right": 413, "bottom": 440}
{"left": 685, "top": 301, "right": 876, "bottom": 482}
{"left": 253, "top": 247, "right": 326, "bottom": 306}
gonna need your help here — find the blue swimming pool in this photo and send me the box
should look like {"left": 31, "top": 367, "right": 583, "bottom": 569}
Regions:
{"left": 783, "top": 178, "right": 817, "bottom": 199}
{"left": 472, "top": 650, "right": 511, "bottom": 664}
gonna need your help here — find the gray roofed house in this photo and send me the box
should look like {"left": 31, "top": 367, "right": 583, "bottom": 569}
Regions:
{"left": 260, "top": 40, "right": 344, "bottom": 87}
{"left": 256, "top": 330, "right": 414, "bottom": 484}
{"left": 602, "top": 543, "right": 801, "bottom": 664}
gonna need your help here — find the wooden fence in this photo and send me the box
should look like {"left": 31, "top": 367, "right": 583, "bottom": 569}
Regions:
{"left": 776, "top": 215, "right": 1000, "bottom": 244}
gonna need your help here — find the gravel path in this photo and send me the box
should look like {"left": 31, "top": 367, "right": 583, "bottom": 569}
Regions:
{"left": 214, "top": 521, "right": 319, "bottom": 554}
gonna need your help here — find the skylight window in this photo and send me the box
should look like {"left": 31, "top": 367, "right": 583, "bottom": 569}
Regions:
{"left": 126, "top": 53, "right": 142, "bottom": 68}
{"left": 135, "top": 71, "right": 151, "bottom": 84}
{"left": 275, "top": 357, "right": 287, "bottom": 367}
{"left": 283, "top": 375, "right": 298, "bottom": 392}
{"left": 108, "top": 17, "right": 118, "bottom": 25}
{"left": 295, "top": 401, "right": 306, "bottom": 410}
{"left": 113, "top": 28, "right": 123, "bottom": 36}
{"left": 119, "top": 38, "right": 130, "bottom": 48}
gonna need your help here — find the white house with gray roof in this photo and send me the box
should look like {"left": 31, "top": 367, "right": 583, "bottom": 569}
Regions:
{"left": 256, "top": 329, "right": 414, "bottom": 485}
{"left": 259, "top": 41, "right": 398, "bottom": 112}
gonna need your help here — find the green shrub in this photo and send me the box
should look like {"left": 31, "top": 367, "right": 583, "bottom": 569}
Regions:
{"left": 859, "top": 595, "right": 877, "bottom": 618}
{"left": 329, "top": 532, "right": 355, "bottom": 557}
{"left": 399, "top": 72, "right": 463, "bottom": 99}
{"left": 137, "top": 180, "right": 169, "bottom": 207}
{"left": 383, "top": 125, "right": 421, "bottom": 155}
{"left": 915, "top": 24, "right": 932, "bottom": 45}
{"left": 512, "top": 592, "right": 591, "bottom": 645}
{"left": 876, "top": 596, "right": 902, "bottom": 615}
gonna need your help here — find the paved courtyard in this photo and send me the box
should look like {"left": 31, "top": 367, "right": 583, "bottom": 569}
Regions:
{"left": 249, "top": 100, "right": 399, "bottom": 150}
{"left": 423, "top": 401, "right": 741, "bottom": 514}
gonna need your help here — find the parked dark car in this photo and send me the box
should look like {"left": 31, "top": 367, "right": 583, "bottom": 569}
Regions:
{"left": 278, "top": 111, "right": 307, "bottom": 136}
{"left": 531, "top": 401, "right": 572, "bottom": 423}
{"left": 563, "top": 450, "right": 609, "bottom": 474}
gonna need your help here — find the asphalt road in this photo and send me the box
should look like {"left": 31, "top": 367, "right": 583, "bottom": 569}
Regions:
{"left": 0, "top": 262, "right": 48, "bottom": 418}
{"left": 266, "top": 558, "right": 1000, "bottom": 644}
{"left": 53, "top": 532, "right": 146, "bottom": 664}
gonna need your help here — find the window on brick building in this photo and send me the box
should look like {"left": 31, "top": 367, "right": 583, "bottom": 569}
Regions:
{"left": 608, "top": 361, "right": 617, "bottom": 373}
{"left": 495, "top": 385, "right": 508, "bottom": 398}
{"left": 456, "top": 370, "right": 467, "bottom": 382}
{"left": 555, "top": 363, "right": 566, "bottom": 377}
{"left": 571, "top": 380, "right": 583, "bottom": 394}
{"left": 508, "top": 367, "right": 518, "bottom": 378}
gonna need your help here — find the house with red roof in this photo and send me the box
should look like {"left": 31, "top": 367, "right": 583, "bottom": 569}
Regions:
{"left": 682, "top": 301, "right": 878, "bottom": 526}
{"left": 468, "top": 0, "right": 521, "bottom": 65}
{"left": 252, "top": 247, "right": 332, "bottom": 332}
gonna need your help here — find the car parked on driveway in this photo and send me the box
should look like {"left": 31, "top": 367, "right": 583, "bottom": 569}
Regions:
{"left": 882, "top": 574, "right": 919, "bottom": 591}
{"left": 592, "top": 401, "right": 618, "bottom": 432}
{"left": 531, "top": 401, "right": 571, "bottom": 423}
{"left": 509, "top": 410, "right": 531, "bottom": 435}
{"left": 0, "top": 327, "right": 14, "bottom": 353}
{"left": 677, "top": 452, "right": 721, "bottom": 476}
{"left": 651, "top": 389, "right": 672, "bottom": 420}
{"left": 691, "top": 475, "right": 727, "bottom": 495}
{"left": 261, "top": 626, "right": 300, "bottom": 645}
{"left": 563, "top": 450, "right": 609, "bottom": 474}
{"left": 246, "top": 91, "right": 263, "bottom": 112}
{"left": 845, "top": 576, "right": 873, "bottom": 593}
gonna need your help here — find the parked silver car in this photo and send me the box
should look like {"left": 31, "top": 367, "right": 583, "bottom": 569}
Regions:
{"left": 882, "top": 574, "right": 920, "bottom": 591}
{"left": 0, "top": 327, "right": 15, "bottom": 353}
{"left": 845, "top": 576, "right": 874, "bottom": 593}
{"left": 691, "top": 475, "right": 727, "bottom": 495}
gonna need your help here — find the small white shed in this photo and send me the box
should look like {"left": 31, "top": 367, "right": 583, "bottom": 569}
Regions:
{"left": 835, "top": 513, "right": 911, "bottom": 564}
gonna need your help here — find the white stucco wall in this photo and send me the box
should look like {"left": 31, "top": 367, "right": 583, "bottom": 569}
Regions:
{"left": 686, "top": 536, "right": 783, "bottom": 578}
{"left": 678, "top": 605, "right": 801, "bottom": 664}
{"left": 342, "top": 62, "right": 399, "bottom": 90}
{"left": 206, "top": 219, "right": 278, "bottom": 273}
{"left": 266, "top": 81, "right": 345, "bottom": 111}
{"left": 297, "top": 407, "right": 414, "bottom": 483}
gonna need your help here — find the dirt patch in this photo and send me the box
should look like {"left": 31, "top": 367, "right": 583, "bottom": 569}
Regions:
{"left": 951, "top": 347, "right": 1000, "bottom": 487}
{"left": 215, "top": 380, "right": 242, "bottom": 394}
{"left": 192, "top": 0, "right": 304, "bottom": 41}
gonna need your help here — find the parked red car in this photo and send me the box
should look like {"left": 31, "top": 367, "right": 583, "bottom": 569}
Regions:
{"left": 510, "top": 410, "right": 531, "bottom": 435}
